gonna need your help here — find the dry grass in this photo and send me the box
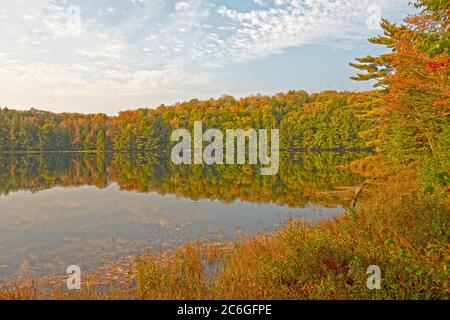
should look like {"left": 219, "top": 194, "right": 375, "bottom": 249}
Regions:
{"left": 135, "top": 167, "right": 449, "bottom": 300}
{"left": 0, "top": 282, "right": 39, "bottom": 300}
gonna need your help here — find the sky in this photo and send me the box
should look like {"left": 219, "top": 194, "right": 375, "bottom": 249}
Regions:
{"left": 0, "top": 0, "right": 414, "bottom": 115}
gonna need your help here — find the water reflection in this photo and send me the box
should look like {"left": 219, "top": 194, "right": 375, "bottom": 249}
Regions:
{"left": 0, "top": 152, "right": 367, "bottom": 281}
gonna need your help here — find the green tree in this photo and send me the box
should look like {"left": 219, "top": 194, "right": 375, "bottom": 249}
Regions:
{"left": 349, "top": 19, "right": 401, "bottom": 88}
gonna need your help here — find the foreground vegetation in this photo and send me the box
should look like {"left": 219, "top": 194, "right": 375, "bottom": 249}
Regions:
{"left": 134, "top": 159, "right": 448, "bottom": 300}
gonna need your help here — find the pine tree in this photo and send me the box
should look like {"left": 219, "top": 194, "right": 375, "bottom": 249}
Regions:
{"left": 349, "top": 19, "right": 401, "bottom": 88}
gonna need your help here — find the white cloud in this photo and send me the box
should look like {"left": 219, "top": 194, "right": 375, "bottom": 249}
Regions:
{"left": 75, "top": 36, "right": 127, "bottom": 60}
{"left": 0, "top": 0, "right": 412, "bottom": 113}
{"left": 206, "top": 0, "right": 409, "bottom": 64}
{"left": 0, "top": 58, "right": 213, "bottom": 113}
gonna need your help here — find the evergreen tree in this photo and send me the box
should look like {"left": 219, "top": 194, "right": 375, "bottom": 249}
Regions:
{"left": 349, "top": 19, "right": 401, "bottom": 88}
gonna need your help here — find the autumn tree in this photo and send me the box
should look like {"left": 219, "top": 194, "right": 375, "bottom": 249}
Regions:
{"left": 351, "top": 1, "right": 449, "bottom": 163}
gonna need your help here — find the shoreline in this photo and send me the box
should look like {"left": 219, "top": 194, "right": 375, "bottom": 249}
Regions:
{"left": 0, "top": 148, "right": 375, "bottom": 155}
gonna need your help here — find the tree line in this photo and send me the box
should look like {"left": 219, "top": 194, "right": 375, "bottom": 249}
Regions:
{"left": 0, "top": 90, "right": 382, "bottom": 153}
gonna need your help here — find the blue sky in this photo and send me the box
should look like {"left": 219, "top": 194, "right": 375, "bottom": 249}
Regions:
{"left": 0, "top": 0, "right": 414, "bottom": 115}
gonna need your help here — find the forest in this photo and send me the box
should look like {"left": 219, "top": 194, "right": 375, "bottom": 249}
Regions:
{"left": 0, "top": 90, "right": 381, "bottom": 153}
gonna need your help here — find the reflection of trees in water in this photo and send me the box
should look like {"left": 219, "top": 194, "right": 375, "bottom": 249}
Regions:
{"left": 0, "top": 152, "right": 369, "bottom": 207}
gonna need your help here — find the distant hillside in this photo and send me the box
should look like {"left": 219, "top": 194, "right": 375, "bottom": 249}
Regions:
{"left": 0, "top": 90, "right": 383, "bottom": 152}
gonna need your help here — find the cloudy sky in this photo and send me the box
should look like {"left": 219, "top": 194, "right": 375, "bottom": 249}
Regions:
{"left": 0, "top": 0, "right": 413, "bottom": 115}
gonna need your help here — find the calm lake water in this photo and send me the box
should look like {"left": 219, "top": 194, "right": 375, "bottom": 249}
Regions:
{"left": 0, "top": 152, "right": 367, "bottom": 283}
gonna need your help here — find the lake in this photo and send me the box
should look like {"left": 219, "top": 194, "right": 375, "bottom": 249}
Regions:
{"left": 0, "top": 152, "right": 367, "bottom": 284}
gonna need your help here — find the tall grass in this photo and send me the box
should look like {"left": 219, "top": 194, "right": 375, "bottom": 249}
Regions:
{"left": 135, "top": 166, "right": 449, "bottom": 300}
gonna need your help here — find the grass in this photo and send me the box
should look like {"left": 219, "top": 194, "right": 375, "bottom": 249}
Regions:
{"left": 134, "top": 161, "right": 449, "bottom": 300}
{"left": 1, "top": 158, "right": 449, "bottom": 300}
